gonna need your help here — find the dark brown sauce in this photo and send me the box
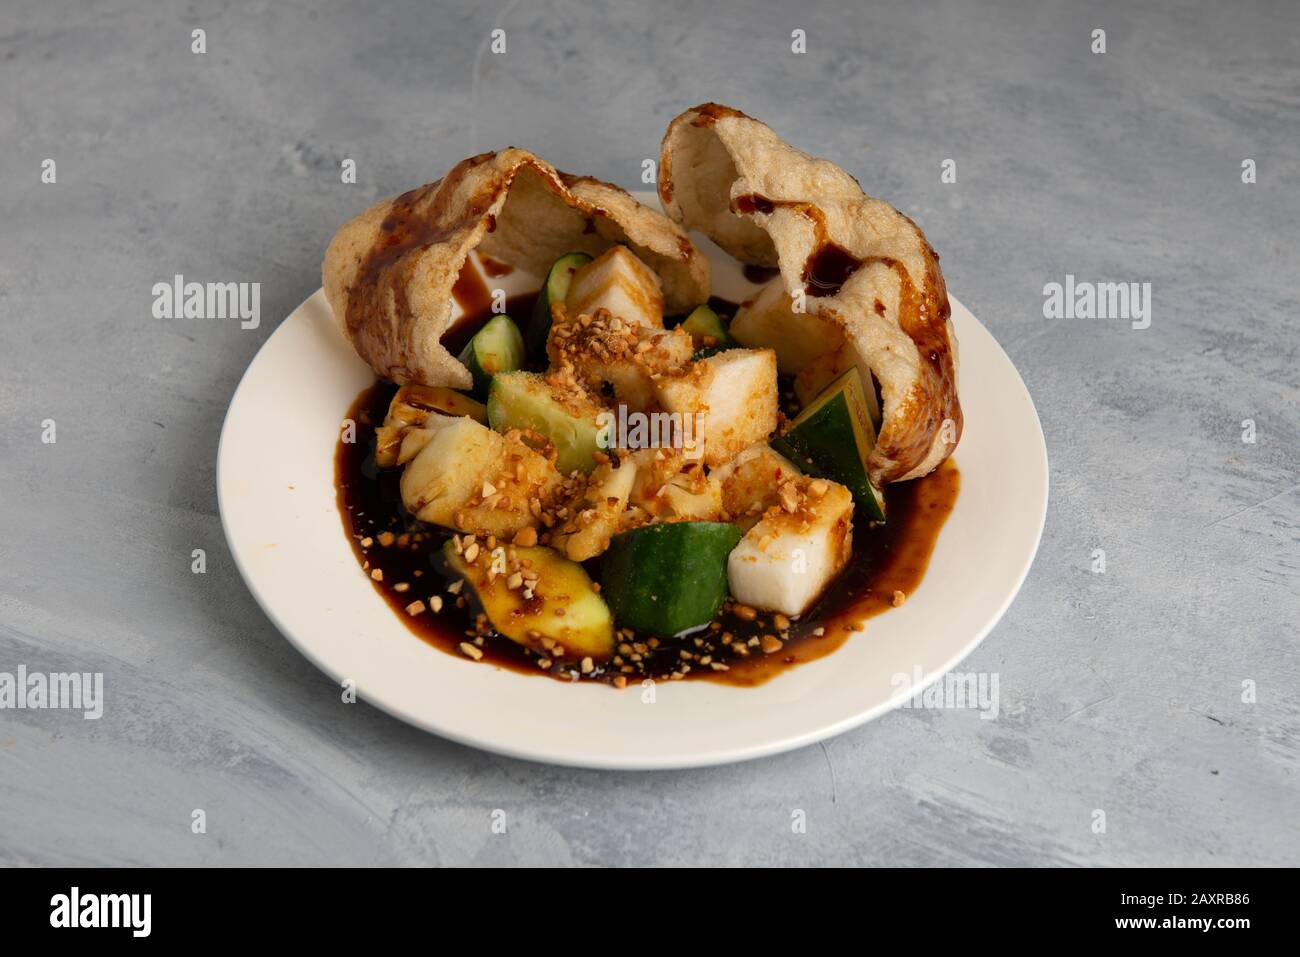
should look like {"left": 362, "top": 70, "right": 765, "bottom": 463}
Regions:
{"left": 734, "top": 194, "right": 775, "bottom": 215}
{"left": 450, "top": 258, "right": 492, "bottom": 315}
{"left": 803, "top": 243, "right": 864, "bottom": 298}
{"left": 336, "top": 383, "right": 960, "bottom": 688}
{"left": 440, "top": 284, "right": 540, "bottom": 359}
{"left": 705, "top": 295, "right": 742, "bottom": 322}
{"left": 729, "top": 195, "right": 864, "bottom": 300}
{"left": 479, "top": 254, "right": 514, "bottom": 278}
{"left": 689, "top": 102, "right": 748, "bottom": 128}
{"left": 742, "top": 263, "right": 780, "bottom": 285}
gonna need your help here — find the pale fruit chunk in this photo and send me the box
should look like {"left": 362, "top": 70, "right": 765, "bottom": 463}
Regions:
{"left": 655, "top": 348, "right": 778, "bottom": 467}
{"left": 626, "top": 449, "right": 721, "bottom": 522}
{"left": 659, "top": 473, "right": 723, "bottom": 522}
{"left": 375, "top": 385, "right": 487, "bottom": 467}
{"left": 730, "top": 280, "right": 845, "bottom": 375}
{"left": 395, "top": 420, "right": 453, "bottom": 466}
{"left": 708, "top": 442, "right": 801, "bottom": 529}
{"left": 549, "top": 458, "right": 638, "bottom": 561}
{"left": 565, "top": 246, "right": 664, "bottom": 329}
{"left": 727, "top": 479, "right": 853, "bottom": 617}
{"left": 400, "top": 418, "right": 560, "bottom": 536}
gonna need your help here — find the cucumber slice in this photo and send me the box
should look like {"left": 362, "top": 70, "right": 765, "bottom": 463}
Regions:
{"left": 680, "top": 304, "right": 736, "bottom": 356}
{"left": 458, "top": 314, "right": 525, "bottom": 400}
{"left": 487, "top": 371, "right": 604, "bottom": 475}
{"left": 601, "top": 521, "right": 743, "bottom": 635}
{"left": 526, "top": 252, "right": 593, "bottom": 357}
{"left": 445, "top": 542, "right": 614, "bottom": 661}
{"left": 772, "top": 368, "right": 886, "bottom": 521}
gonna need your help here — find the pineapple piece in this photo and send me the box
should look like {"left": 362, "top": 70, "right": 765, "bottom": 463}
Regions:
{"left": 709, "top": 442, "right": 802, "bottom": 529}
{"left": 549, "top": 458, "right": 638, "bottom": 561}
{"left": 655, "top": 348, "right": 778, "bottom": 467}
{"left": 375, "top": 425, "right": 405, "bottom": 468}
{"left": 625, "top": 450, "right": 722, "bottom": 522}
{"left": 376, "top": 385, "right": 487, "bottom": 467}
{"left": 730, "top": 280, "right": 845, "bottom": 375}
{"left": 395, "top": 422, "right": 449, "bottom": 466}
{"left": 547, "top": 304, "right": 692, "bottom": 412}
{"left": 660, "top": 470, "right": 723, "bottom": 521}
{"left": 387, "top": 384, "right": 487, "bottom": 426}
{"left": 727, "top": 478, "right": 854, "bottom": 617}
{"left": 565, "top": 246, "right": 664, "bottom": 329}
{"left": 400, "top": 418, "right": 560, "bottom": 536}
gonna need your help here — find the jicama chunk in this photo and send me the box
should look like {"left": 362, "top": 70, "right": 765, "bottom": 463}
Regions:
{"left": 655, "top": 348, "right": 778, "bottom": 467}
{"left": 565, "top": 246, "right": 664, "bottom": 329}
{"left": 730, "top": 280, "right": 845, "bottom": 375}
{"left": 726, "top": 479, "right": 853, "bottom": 617}
{"left": 549, "top": 458, "right": 638, "bottom": 561}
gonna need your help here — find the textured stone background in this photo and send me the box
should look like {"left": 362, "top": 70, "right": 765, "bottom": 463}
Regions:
{"left": 1, "top": 0, "right": 1296, "bottom": 865}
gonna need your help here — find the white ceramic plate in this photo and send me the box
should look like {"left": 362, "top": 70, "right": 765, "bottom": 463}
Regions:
{"left": 218, "top": 194, "right": 1047, "bottom": 769}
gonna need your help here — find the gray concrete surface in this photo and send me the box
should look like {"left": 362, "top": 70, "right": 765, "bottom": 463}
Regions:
{"left": 1, "top": 0, "right": 1297, "bottom": 866}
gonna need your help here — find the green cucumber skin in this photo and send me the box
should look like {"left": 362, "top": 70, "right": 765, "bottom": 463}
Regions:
{"left": 486, "top": 372, "right": 602, "bottom": 474}
{"left": 459, "top": 315, "right": 524, "bottom": 401}
{"left": 773, "top": 394, "right": 887, "bottom": 522}
{"left": 526, "top": 252, "right": 593, "bottom": 357}
{"left": 601, "top": 522, "right": 743, "bottom": 635}
{"left": 682, "top": 305, "right": 735, "bottom": 349}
